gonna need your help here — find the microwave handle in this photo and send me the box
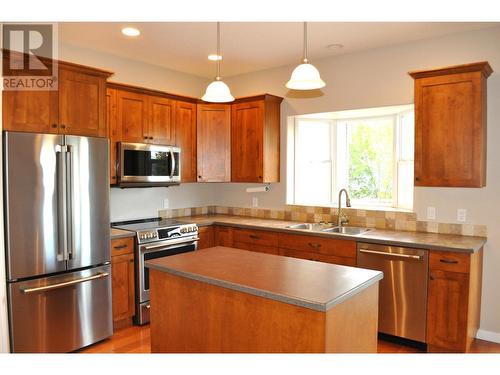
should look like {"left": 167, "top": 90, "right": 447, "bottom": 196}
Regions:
{"left": 170, "top": 150, "right": 175, "bottom": 178}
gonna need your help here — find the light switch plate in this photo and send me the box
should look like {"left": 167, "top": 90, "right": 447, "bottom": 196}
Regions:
{"left": 163, "top": 199, "right": 169, "bottom": 209}
{"left": 427, "top": 206, "right": 436, "bottom": 220}
{"left": 457, "top": 209, "right": 467, "bottom": 222}
{"left": 252, "top": 197, "right": 258, "bottom": 208}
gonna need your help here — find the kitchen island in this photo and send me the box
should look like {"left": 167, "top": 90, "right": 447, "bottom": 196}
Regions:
{"left": 146, "top": 246, "right": 383, "bottom": 353}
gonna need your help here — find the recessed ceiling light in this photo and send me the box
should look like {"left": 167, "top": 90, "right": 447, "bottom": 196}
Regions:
{"left": 121, "top": 27, "right": 140, "bottom": 37}
{"left": 208, "top": 54, "right": 222, "bottom": 61}
{"left": 327, "top": 43, "right": 344, "bottom": 50}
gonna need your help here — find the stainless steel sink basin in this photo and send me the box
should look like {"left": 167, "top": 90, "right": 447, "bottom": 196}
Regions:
{"left": 321, "top": 226, "right": 372, "bottom": 235}
{"left": 286, "top": 223, "right": 333, "bottom": 231}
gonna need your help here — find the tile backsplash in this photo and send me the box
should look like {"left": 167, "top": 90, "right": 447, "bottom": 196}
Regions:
{"left": 159, "top": 204, "right": 487, "bottom": 237}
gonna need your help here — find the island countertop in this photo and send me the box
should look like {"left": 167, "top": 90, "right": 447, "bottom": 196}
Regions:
{"left": 145, "top": 246, "right": 383, "bottom": 312}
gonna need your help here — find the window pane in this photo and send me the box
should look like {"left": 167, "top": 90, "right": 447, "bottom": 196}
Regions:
{"left": 400, "top": 111, "right": 415, "bottom": 161}
{"left": 345, "top": 117, "right": 394, "bottom": 203}
{"left": 294, "top": 120, "right": 332, "bottom": 205}
{"left": 296, "top": 120, "right": 331, "bottom": 161}
{"left": 295, "top": 161, "right": 332, "bottom": 205}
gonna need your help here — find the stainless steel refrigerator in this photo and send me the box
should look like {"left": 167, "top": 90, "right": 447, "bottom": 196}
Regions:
{"left": 3, "top": 131, "right": 112, "bottom": 353}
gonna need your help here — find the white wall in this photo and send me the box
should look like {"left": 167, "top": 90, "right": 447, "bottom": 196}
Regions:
{"left": 217, "top": 26, "right": 500, "bottom": 338}
{"left": 59, "top": 43, "right": 215, "bottom": 221}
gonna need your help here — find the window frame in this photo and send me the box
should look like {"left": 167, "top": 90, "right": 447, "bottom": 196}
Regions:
{"left": 291, "top": 106, "right": 414, "bottom": 210}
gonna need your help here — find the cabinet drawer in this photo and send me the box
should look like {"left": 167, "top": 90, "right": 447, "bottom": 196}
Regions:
{"left": 429, "top": 251, "right": 470, "bottom": 273}
{"left": 233, "top": 241, "right": 278, "bottom": 255}
{"left": 279, "top": 248, "right": 356, "bottom": 267}
{"left": 111, "top": 237, "right": 135, "bottom": 257}
{"left": 233, "top": 228, "right": 278, "bottom": 247}
{"left": 278, "top": 233, "right": 356, "bottom": 258}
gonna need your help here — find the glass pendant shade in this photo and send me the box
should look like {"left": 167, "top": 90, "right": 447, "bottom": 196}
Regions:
{"left": 286, "top": 62, "right": 326, "bottom": 90}
{"left": 202, "top": 79, "right": 235, "bottom": 102}
{"left": 286, "top": 22, "right": 326, "bottom": 90}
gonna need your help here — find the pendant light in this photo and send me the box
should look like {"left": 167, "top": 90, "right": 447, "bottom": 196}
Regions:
{"left": 286, "top": 22, "right": 326, "bottom": 90}
{"left": 202, "top": 22, "right": 234, "bottom": 103}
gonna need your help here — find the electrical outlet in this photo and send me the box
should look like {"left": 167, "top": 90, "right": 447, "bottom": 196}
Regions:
{"left": 163, "top": 198, "right": 169, "bottom": 209}
{"left": 427, "top": 206, "right": 436, "bottom": 220}
{"left": 457, "top": 209, "right": 467, "bottom": 222}
{"left": 252, "top": 197, "right": 258, "bottom": 208}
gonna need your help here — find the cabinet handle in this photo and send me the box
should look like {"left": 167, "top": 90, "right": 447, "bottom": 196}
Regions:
{"left": 60, "top": 124, "right": 66, "bottom": 129}
{"left": 308, "top": 242, "right": 321, "bottom": 248}
{"left": 149, "top": 137, "right": 154, "bottom": 140}
{"left": 144, "top": 136, "right": 148, "bottom": 140}
{"left": 129, "top": 259, "right": 134, "bottom": 263}
{"left": 51, "top": 124, "right": 58, "bottom": 129}
{"left": 439, "top": 259, "right": 459, "bottom": 264}
{"left": 198, "top": 175, "right": 202, "bottom": 179}
{"left": 249, "top": 234, "right": 260, "bottom": 240}
{"left": 113, "top": 244, "right": 128, "bottom": 249}
{"left": 415, "top": 177, "right": 420, "bottom": 181}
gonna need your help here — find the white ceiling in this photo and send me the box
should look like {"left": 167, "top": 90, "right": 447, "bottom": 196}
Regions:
{"left": 59, "top": 22, "right": 498, "bottom": 78}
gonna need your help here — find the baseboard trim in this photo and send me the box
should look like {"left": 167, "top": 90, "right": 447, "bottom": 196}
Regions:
{"left": 476, "top": 329, "right": 500, "bottom": 344}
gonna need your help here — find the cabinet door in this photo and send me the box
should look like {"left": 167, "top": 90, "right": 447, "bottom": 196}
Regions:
{"left": 214, "top": 226, "right": 233, "bottom": 247}
{"left": 111, "top": 253, "right": 135, "bottom": 325}
{"left": 175, "top": 101, "right": 197, "bottom": 182}
{"left": 58, "top": 68, "right": 107, "bottom": 137}
{"left": 197, "top": 226, "right": 215, "bottom": 250}
{"left": 117, "top": 90, "right": 149, "bottom": 143}
{"left": 197, "top": 104, "right": 231, "bottom": 182}
{"left": 2, "top": 90, "right": 59, "bottom": 134}
{"left": 427, "top": 269, "right": 469, "bottom": 352}
{"left": 231, "top": 100, "right": 264, "bottom": 182}
{"left": 148, "top": 96, "right": 175, "bottom": 145}
{"left": 107, "top": 88, "right": 118, "bottom": 184}
{"left": 414, "top": 72, "right": 485, "bottom": 187}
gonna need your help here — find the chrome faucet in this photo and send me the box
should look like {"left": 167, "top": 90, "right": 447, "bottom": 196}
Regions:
{"left": 337, "top": 188, "right": 352, "bottom": 227}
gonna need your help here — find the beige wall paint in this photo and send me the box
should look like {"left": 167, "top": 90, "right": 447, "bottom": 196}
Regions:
{"left": 59, "top": 43, "right": 215, "bottom": 221}
{"left": 215, "top": 26, "right": 500, "bottom": 338}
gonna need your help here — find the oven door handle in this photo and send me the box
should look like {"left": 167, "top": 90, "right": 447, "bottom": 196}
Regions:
{"left": 143, "top": 237, "right": 199, "bottom": 251}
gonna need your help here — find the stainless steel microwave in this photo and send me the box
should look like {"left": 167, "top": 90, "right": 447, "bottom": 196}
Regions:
{"left": 117, "top": 142, "right": 181, "bottom": 187}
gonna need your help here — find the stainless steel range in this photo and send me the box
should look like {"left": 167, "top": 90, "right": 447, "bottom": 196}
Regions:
{"left": 112, "top": 218, "right": 198, "bottom": 325}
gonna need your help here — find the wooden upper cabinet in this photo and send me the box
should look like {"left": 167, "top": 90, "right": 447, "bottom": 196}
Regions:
{"left": 116, "top": 89, "right": 149, "bottom": 143}
{"left": 409, "top": 62, "right": 492, "bottom": 187}
{"left": 148, "top": 96, "right": 175, "bottom": 145}
{"left": 107, "top": 88, "right": 118, "bottom": 184}
{"left": 3, "top": 89, "right": 59, "bottom": 134}
{"left": 58, "top": 67, "right": 108, "bottom": 137}
{"left": 197, "top": 103, "right": 231, "bottom": 182}
{"left": 175, "top": 101, "right": 197, "bottom": 182}
{"left": 231, "top": 95, "right": 282, "bottom": 183}
{"left": 2, "top": 57, "right": 111, "bottom": 137}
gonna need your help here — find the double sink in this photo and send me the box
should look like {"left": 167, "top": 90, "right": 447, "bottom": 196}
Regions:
{"left": 285, "top": 223, "right": 372, "bottom": 236}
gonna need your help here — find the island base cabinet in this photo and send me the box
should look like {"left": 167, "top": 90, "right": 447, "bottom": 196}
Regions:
{"left": 149, "top": 269, "right": 379, "bottom": 353}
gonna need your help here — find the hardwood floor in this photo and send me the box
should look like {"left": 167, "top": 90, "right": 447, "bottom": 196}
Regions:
{"left": 78, "top": 325, "right": 500, "bottom": 353}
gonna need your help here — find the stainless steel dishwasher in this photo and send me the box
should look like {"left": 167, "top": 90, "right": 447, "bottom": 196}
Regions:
{"left": 357, "top": 242, "right": 429, "bottom": 343}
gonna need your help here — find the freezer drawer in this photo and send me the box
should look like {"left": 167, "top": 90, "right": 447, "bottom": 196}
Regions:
{"left": 8, "top": 265, "right": 112, "bottom": 353}
{"left": 357, "top": 242, "right": 428, "bottom": 343}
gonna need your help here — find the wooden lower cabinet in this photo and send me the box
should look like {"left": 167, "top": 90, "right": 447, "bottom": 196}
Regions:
{"left": 279, "top": 248, "right": 356, "bottom": 267}
{"left": 426, "top": 249, "right": 483, "bottom": 352}
{"left": 232, "top": 228, "right": 279, "bottom": 255}
{"left": 214, "top": 226, "right": 233, "bottom": 247}
{"left": 111, "top": 237, "right": 135, "bottom": 330}
{"left": 197, "top": 226, "right": 215, "bottom": 250}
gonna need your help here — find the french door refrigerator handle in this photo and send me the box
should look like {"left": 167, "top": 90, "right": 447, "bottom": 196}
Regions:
{"left": 66, "top": 145, "right": 75, "bottom": 260}
{"left": 55, "top": 145, "right": 68, "bottom": 261}
{"left": 20, "top": 272, "right": 110, "bottom": 294}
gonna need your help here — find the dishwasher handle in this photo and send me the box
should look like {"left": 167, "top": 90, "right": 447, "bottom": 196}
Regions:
{"left": 359, "top": 248, "right": 423, "bottom": 261}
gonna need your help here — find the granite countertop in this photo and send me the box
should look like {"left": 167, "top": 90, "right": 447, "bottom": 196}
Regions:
{"left": 146, "top": 246, "right": 383, "bottom": 312}
{"left": 178, "top": 215, "right": 486, "bottom": 253}
{"left": 110, "top": 227, "right": 136, "bottom": 240}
